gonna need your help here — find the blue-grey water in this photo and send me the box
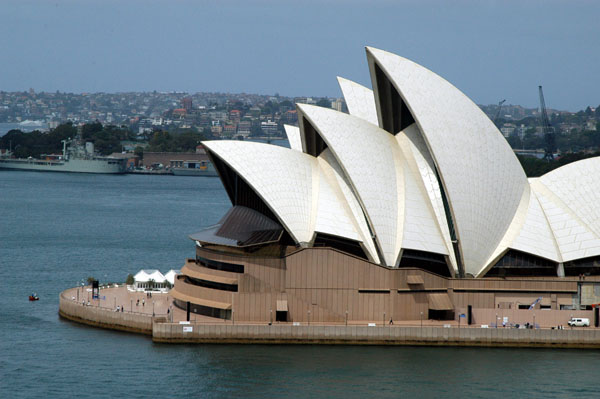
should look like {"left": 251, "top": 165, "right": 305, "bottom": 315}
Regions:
{"left": 1, "top": 171, "right": 600, "bottom": 398}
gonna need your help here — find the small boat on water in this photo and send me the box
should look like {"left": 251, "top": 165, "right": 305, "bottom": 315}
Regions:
{"left": 29, "top": 294, "right": 39, "bottom": 301}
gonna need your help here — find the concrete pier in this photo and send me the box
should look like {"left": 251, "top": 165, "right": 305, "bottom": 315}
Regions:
{"left": 59, "top": 286, "right": 600, "bottom": 348}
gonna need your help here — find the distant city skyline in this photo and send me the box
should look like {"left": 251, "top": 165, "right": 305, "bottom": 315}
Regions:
{"left": 1, "top": 0, "right": 599, "bottom": 111}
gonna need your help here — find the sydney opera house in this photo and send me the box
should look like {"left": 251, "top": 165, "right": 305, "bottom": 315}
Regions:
{"left": 171, "top": 47, "right": 600, "bottom": 325}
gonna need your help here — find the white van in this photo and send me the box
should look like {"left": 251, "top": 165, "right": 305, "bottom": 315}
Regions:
{"left": 567, "top": 317, "right": 590, "bottom": 327}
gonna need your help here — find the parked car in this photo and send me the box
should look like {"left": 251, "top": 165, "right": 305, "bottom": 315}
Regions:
{"left": 567, "top": 317, "right": 590, "bottom": 327}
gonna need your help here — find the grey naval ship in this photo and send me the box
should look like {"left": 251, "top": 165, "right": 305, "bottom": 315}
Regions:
{"left": 0, "top": 138, "right": 126, "bottom": 174}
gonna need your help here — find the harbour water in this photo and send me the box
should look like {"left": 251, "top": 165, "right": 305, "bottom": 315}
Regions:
{"left": 1, "top": 171, "right": 600, "bottom": 398}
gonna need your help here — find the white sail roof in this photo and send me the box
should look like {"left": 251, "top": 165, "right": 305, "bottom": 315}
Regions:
{"left": 297, "top": 104, "right": 450, "bottom": 268}
{"left": 317, "top": 149, "right": 380, "bottom": 264}
{"left": 366, "top": 47, "right": 528, "bottom": 276}
{"left": 480, "top": 157, "right": 600, "bottom": 275}
{"left": 203, "top": 47, "right": 600, "bottom": 277}
{"left": 284, "top": 124, "right": 302, "bottom": 151}
{"left": 336, "top": 77, "right": 379, "bottom": 126}
{"left": 204, "top": 141, "right": 316, "bottom": 245}
{"left": 538, "top": 157, "right": 600, "bottom": 241}
{"left": 397, "top": 124, "right": 457, "bottom": 272}
{"left": 532, "top": 159, "right": 600, "bottom": 262}
{"left": 203, "top": 140, "right": 379, "bottom": 261}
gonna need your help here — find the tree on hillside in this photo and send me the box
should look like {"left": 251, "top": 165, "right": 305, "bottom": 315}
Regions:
{"left": 79, "top": 122, "right": 134, "bottom": 155}
{"left": 172, "top": 131, "right": 205, "bottom": 152}
{"left": 0, "top": 123, "right": 75, "bottom": 158}
{"left": 81, "top": 121, "right": 103, "bottom": 139}
{"left": 148, "top": 131, "right": 173, "bottom": 152}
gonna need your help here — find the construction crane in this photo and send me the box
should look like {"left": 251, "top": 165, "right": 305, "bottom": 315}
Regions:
{"left": 539, "top": 85, "right": 556, "bottom": 161}
{"left": 493, "top": 99, "right": 506, "bottom": 125}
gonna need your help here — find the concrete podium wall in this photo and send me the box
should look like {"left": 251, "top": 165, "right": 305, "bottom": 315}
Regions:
{"left": 152, "top": 321, "right": 600, "bottom": 348}
{"left": 59, "top": 294, "right": 153, "bottom": 335}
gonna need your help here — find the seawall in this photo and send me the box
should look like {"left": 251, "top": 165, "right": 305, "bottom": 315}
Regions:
{"left": 59, "top": 289, "right": 153, "bottom": 335}
{"left": 151, "top": 322, "right": 600, "bottom": 348}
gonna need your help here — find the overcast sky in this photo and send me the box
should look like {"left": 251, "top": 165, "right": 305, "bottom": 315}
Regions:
{"left": 1, "top": 0, "right": 598, "bottom": 110}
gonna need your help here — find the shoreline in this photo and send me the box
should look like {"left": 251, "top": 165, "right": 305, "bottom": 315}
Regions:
{"left": 59, "top": 286, "right": 600, "bottom": 348}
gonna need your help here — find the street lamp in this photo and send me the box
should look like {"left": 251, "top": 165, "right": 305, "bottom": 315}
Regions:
{"left": 496, "top": 313, "right": 498, "bottom": 328}
{"left": 152, "top": 301, "right": 155, "bottom": 317}
{"left": 383, "top": 312, "right": 386, "bottom": 327}
{"left": 533, "top": 313, "right": 536, "bottom": 329}
{"left": 345, "top": 310, "right": 348, "bottom": 326}
{"left": 308, "top": 310, "right": 311, "bottom": 326}
{"left": 270, "top": 308, "right": 273, "bottom": 324}
{"left": 420, "top": 311, "right": 423, "bottom": 328}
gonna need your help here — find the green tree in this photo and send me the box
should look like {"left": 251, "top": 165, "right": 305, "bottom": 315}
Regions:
{"left": 148, "top": 131, "right": 173, "bottom": 152}
{"left": 81, "top": 121, "right": 103, "bottom": 140}
{"left": 171, "top": 129, "right": 205, "bottom": 152}
{"left": 125, "top": 274, "right": 135, "bottom": 285}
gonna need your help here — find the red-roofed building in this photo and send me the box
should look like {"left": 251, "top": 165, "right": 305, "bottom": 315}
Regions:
{"left": 223, "top": 124, "right": 237, "bottom": 137}
{"left": 229, "top": 110, "right": 242, "bottom": 123}
{"left": 283, "top": 110, "right": 298, "bottom": 124}
{"left": 173, "top": 108, "right": 187, "bottom": 118}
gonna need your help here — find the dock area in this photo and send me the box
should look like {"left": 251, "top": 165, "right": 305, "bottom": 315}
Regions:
{"left": 59, "top": 286, "right": 600, "bottom": 348}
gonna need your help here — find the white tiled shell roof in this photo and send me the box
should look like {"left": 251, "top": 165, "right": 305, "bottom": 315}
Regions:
{"left": 284, "top": 124, "right": 302, "bottom": 151}
{"left": 205, "top": 47, "right": 600, "bottom": 275}
{"left": 336, "top": 77, "right": 379, "bottom": 126}
{"left": 202, "top": 140, "right": 377, "bottom": 260}
{"left": 366, "top": 47, "right": 528, "bottom": 276}
{"left": 204, "top": 141, "right": 316, "bottom": 244}
{"left": 532, "top": 163, "right": 600, "bottom": 262}
{"left": 506, "top": 186, "right": 561, "bottom": 263}
{"left": 481, "top": 158, "right": 600, "bottom": 274}
{"left": 318, "top": 149, "right": 380, "bottom": 263}
{"left": 297, "top": 104, "right": 450, "bottom": 267}
{"left": 533, "top": 185, "right": 600, "bottom": 262}
{"left": 538, "top": 158, "right": 600, "bottom": 240}
{"left": 397, "top": 124, "right": 457, "bottom": 272}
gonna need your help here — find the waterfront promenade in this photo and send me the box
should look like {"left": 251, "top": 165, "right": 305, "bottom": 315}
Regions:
{"left": 59, "top": 285, "right": 600, "bottom": 348}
